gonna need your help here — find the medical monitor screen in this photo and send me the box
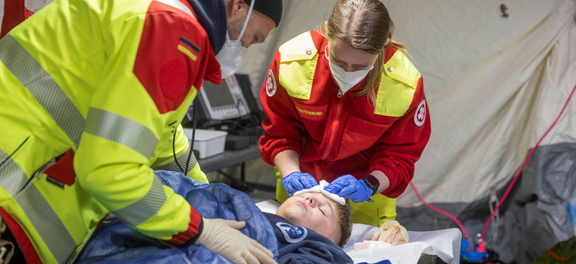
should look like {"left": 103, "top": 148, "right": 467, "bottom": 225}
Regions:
{"left": 197, "top": 75, "right": 250, "bottom": 121}
{"left": 202, "top": 81, "right": 236, "bottom": 108}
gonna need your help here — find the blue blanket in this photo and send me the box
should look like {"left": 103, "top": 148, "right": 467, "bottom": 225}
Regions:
{"left": 76, "top": 170, "right": 279, "bottom": 263}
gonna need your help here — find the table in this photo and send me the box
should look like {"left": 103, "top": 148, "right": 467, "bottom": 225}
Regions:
{"left": 197, "top": 144, "right": 274, "bottom": 192}
{"left": 197, "top": 144, "right": 261, "bottom": 173}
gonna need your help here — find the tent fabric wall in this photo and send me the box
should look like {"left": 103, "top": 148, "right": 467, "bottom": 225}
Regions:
{"left": 397, "top": 0, "right": 576, "bottom": 206}
{"left": 394, "top": 0, "right": 576, "bottom": 223}
{"left": 23, "top": 0, "right": 53, "bottom": 12}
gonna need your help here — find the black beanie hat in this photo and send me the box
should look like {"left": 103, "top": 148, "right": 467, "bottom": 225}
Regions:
{"left": 244, "top": 0, "right": 283, "bottom": 27}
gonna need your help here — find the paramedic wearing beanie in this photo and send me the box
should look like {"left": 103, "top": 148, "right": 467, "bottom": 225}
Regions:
{"left": 0, "top": 0, "right": 281, "bottom": 263}
{"left": 259, "top": 0, "right": 431, "bottom": 227}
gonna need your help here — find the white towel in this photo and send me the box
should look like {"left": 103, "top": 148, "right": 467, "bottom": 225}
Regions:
{"left": 293, "top": 180, "right": 346, "bottom": 205}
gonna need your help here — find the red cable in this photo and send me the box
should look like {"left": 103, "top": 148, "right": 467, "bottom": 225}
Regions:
{"left": 410, "top": 182, "right": 469, "bottom": 239}
{"left": 410, "top": 82, "right": 576, "bottom": 242}
{"left": 481, "top": 83, "right": 576, "bottom": 240}
{"left": 547, "top": 249, "right": 576, "bottom": 262}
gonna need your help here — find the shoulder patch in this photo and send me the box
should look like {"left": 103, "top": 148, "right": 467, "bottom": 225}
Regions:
{"left": 266, "top": 69, "right": 277, "bottom": 97}
{"left": 279, "top": 32, "right": 317, "bottom": 62}
{"left": 414, "top": 99, "right": 426, "bottom": 126}
{"left": 383, "top": 50, "right": 421, "bottom": 89}
{"left": 275, "top": 222, "right": 308, "bottom": 243}
{"left": 375, "top": 50, "right": 422, "bottom": 117}
{"left": 278, "top": 32, "right": 319, "bottom": 100}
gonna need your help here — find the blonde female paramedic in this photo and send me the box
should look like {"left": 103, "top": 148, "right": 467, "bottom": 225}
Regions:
{"left": 259, "top": 0, "right": 431, "bottom": 227}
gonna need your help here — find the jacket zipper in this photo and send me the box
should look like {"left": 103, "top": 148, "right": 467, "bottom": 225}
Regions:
{"left": 321, "top": 93, "right": 346, "bottom": 160}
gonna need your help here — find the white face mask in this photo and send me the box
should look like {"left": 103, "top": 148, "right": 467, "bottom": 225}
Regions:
{"left": 329, "top": 61, "right": 373, "bottom": 96}
{"left": 215, "top": 0, "right": 255, "bottom": 79}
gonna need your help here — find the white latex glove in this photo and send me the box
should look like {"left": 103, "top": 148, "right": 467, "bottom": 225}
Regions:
{"left": 371, "top": 220, "right": 409, "bottom": 246}
{"left": 196, "top": 218, "right": 277, "bottom": 264}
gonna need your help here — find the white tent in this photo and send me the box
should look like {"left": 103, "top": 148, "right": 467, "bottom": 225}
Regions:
{"left": 2, "top": 0, "right": 575, "bottom": 262}
{"left": 237, "top": 1, "right": 576, "bottom": 262}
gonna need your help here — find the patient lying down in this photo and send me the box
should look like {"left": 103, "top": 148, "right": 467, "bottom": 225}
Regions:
{"left": 276, "top": 191, "right": 353, "bottom": 247}
{"left": 275, "top": 190, "right": 408, "bottom": 250}
{"left": 257, "top": 188, "right": 354, "bottom": 263}
{"left": 76, "top": 171, "right": 354, "bottom": 264}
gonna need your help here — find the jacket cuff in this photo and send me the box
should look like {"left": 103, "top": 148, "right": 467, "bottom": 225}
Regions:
{"left": 167, "top": 205, "right": 203, "bottom": 246}
{"left": 370, "top": 164, "right": 404, "bottom": 198}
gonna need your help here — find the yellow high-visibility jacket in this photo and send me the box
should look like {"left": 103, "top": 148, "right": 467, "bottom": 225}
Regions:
{"left": 0, "top": 0, "right": 222, "bottom": 262}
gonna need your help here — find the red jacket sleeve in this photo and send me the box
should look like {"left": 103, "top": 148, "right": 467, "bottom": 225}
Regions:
{"left": 370, "top": 77, "right": 431, "bottom": 198}
{"left": 258, "top": 51, "right": 307, "bottom": 165}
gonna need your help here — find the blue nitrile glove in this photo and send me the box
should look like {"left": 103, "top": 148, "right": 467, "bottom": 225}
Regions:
{"left": 281, "top": 172, "right": 318, "bottom": 196}
{"left": 324, "top": 175, "right": 371, "bottom": 203}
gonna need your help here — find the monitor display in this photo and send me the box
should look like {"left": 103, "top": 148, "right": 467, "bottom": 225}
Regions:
{"left": 202, "top": 81, "right": 236, "bottom": 108}
{"left": 197, "top": 76, "right": 250, "bottom": 120}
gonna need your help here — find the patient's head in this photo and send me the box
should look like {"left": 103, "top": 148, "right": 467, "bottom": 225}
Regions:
{"left": 276, "top": 192, "right": 352, "bottom": 247}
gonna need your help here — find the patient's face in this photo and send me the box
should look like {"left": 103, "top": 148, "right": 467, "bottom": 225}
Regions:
{"left": 276, "top": 192, "right": 340, "bottom": 243}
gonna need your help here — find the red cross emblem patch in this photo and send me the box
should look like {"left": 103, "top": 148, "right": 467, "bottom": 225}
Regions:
{"left": 414, "top": 99, "right": 426, "bottom": 127}
{"left": 266, "top": 69, "right": 277, "bottom": 97}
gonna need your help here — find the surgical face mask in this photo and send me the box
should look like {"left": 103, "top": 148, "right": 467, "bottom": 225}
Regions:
{"left": 216, "top": 0, "right": 255, "bottom": 79}
{"left": 329, "top": 61, "right": 373, "bottom": 96}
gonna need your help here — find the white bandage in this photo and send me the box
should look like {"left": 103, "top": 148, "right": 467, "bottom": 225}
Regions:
{"left": 293, "top": 180, "right": 346, "bottom": 205}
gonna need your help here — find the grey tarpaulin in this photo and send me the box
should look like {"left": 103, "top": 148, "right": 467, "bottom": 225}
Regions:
{"left": 490, "top": 142, "right": 576, "bottom": 263}
{"left": 398, "top": 142, "right": 576, "bottom": 263}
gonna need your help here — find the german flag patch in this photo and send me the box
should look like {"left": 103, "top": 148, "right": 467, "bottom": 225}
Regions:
{"left": 177, "top": 36, "right": 200, "bottom": 62}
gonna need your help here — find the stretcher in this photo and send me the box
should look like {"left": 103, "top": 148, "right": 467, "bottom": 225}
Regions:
{"left": 257, "top": 200, "right": 462, "bottom": 264}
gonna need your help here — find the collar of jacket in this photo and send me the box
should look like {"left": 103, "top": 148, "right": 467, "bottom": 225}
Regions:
{"left": 186, "top": 0, "right": 227, "bottom": 54}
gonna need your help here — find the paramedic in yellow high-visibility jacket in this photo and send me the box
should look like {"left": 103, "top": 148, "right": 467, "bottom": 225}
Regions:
{"left": 0, "top": 0, "right": 282, "bottom": 263}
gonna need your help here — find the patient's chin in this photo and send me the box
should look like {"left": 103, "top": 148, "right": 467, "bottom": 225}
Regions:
{"left": 278, "top": 208, "right": 305, "bottom": 225}
{"left": 278, "top": 203, "right": 305, "bottom": 216}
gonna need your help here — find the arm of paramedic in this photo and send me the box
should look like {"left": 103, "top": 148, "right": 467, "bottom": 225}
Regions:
{"left": 151, "top": 124, "right": 208, "bottom": 183}
{"left": 75, "top": 7, "right": 276, "bottom": 264}
{"left": 274, "top": 150, "right": 300, "bottom": 177}
{"left": 259, "top": 51, "right": 306, "bottom": 177}
{"left": 75, "top": 5, "right": 211, "bottom": 246}
{"left": 370, "top": 78, "right": 431, "bottom": 198}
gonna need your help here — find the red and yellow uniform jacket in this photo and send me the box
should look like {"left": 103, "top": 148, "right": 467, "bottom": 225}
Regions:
{"left": 0, "top": 0, "right": 221, "bottom": 262}
{"left": 259, "top": 31, "right": 431, "bottom": 225}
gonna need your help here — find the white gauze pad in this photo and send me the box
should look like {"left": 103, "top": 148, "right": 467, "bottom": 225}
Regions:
{"left": 293, "top": 180, "right": 346, "bottom": 205}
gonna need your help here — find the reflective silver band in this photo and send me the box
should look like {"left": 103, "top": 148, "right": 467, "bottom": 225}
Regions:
{"left": 84, "top": 107, "right": 159, "bottom": 158}
{"left": 0, "top": 147, "right": 77, "bottom": 263}
{"left": 0, "top": 35, "right": 84, "bottom": 147}
{"left": 152, "top": 145, "right": 197, "bottom": 174}
{"left": 113, "top": 175, "right": 167, "bottom": 226}
{"left": 14, "top": 185, "right": 77, "bottom": 263}
{"left": 0, "top": 148, "right": 28, "bottom": 196}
